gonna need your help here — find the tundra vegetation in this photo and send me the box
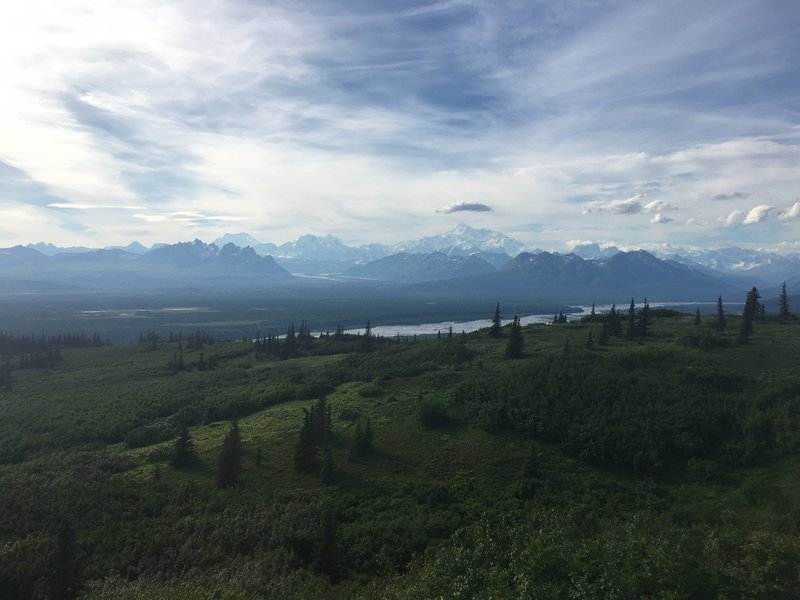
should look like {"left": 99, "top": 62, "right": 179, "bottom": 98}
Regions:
{"left": 1, "top": 298, "right": 799, "bottom": 599}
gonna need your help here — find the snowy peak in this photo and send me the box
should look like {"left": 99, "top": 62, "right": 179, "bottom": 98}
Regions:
{"left": 214, "top": 232, "right": 264, "bottom": 248}
{"left": 397, "top": 224, "right": 525, "bottom": 256}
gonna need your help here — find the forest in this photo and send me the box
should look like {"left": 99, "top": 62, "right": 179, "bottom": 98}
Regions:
{"left": 1, "top": 294, "right": 799, "bottom": 599}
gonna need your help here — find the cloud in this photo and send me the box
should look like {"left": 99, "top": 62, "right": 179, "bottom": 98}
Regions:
{"left": 650, "top": 213, "right": 673, "bottom": 224}
{"left": 1, "top": 0, "right": 799, "bottom": 250}
{"left": 719, "top": 210, "right": 743, "bottom": 227}
{"left": 435, "top": 201, "right": 493, "bottom": 214}
{"left": 779, "top": 201, "right": 800, "bottom": 221}
{"left": 48, "top": 203, "right": 146, "bottom": 210}
{"left": 742, "top": 204, "right": 775, "bottom": 224}
{"left": 642, "top": 199, "right": 677, "bottom": 214}
{"left": 711, "top": 192, "right": 750, "bottom": 201}
{"left": 581, "top": 194, "right": 676, "bottom": 217}
{"left": 581, "top": 193, "right": 644, "bottom": 214}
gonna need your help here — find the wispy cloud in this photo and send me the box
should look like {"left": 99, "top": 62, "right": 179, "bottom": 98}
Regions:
{"left": 435, "top": 201, "right": 493, "bottom": 214}
{"left": 0, "top": 0, "right": 799, "bottom": 250}
{"left": 711, "top": 192, "right": 750, "bottom": 201}
{"left": 650, "top": 213, "right": 673, "bottom": 224}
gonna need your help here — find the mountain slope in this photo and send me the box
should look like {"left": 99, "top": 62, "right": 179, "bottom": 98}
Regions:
{"left": 344, "top": 251, "right": 496, "bottom": 283}
{"left": 413, "top": 250, "right": 741, "bottom": 302}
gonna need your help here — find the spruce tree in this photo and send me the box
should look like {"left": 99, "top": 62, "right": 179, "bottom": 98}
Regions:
{"left": 294, "top": 409, "right": 317, "bottom": 472}
{"left": 361, "top": 320, "right": 373, "bottom": 352}
{"left": 586, "top": 331, "right": 594, "bottom": 349}
{"left": 716, "top": 296, "right": 726, "bottom": 332}
{"left": 626, "top": 298, "right": 636, "bottom": 339}
{"left": 171, "top": 427, "right": 197, "bottom": 468}
{"left": 694, "top": 308, "right": 701, "bottom": 326}
{"left": 608, "top": 303, "right": 622, "bottom": 337}
{"left": 637, "top": 298, "right": 651, "bottom": 337}
{"left": 216, "top": 421, "right": 243, "bottom": 489}
{"left": 490, "top": 302, "right": 501, "bottom": 337}
{"left": 505, "top": 316, "right": 524, "bottom": 358}
{"left": 738, "top": 287, "right": 761, "bottom": 343}
{"left": 778, "top": 281, "right": 791, "bottom": 322}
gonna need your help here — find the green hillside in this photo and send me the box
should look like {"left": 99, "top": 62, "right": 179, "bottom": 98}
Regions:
{"left": 1, "top": 310, "right": 800, "bottom": 598}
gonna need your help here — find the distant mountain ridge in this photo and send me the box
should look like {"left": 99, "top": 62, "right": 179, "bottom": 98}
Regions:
{"left": 7, "top": 225, "right": 800, "bottom": 295}
{"left": 343, "top": 251, "right": 497, "bottom": 283}
{"left": 413, "top": 249, "right": 743, "bottom": 303}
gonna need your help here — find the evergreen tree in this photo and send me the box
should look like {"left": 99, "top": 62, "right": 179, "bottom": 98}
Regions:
{"left": 171, "top": 427, "right": 197, "bottom": 468}
{"left": 608, "top": 303, "right": 622, "bottom": 337}
{"left": 626, "top": 298, "right": 636, "bottom": 339}
{"left": 694, "top": 308, "right": 701, "bottom": 326}
{"left": 294, "top": 397, "right": 332, "bottom": 473}
{"left": 361, "top": 320, "right": 373, "bottom": 352}
{"left": 716, "top": 296, "right": 726, "bottom": 332}
{"left": 586, "top": 331, "right": 594, "bottom": 349}
{"left": 490, "top": 302, "right": 501, "bottom": 337}
{"left": 294, "top": 408, "right": 317, "bottom": 472}
{"left": 216, "top": 421, "right": 243, "bottom": 489}
{"left": 505, "top": 316, "right": 524, "bottom": 358}
{"left": 738, "top": 287, "right": 761, "bottom": 343}
{"left": 281, "top": 323, "right": 297, "bottom": 359}
{"left": 637, "top": 298, "right": 651, "bottom": 337}
{"left": 778, "top": 281, "right": 791, "bottom": 322}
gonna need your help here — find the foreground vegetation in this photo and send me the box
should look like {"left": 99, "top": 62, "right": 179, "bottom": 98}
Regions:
{"left": 1, "top": 305, "right": 799, "bottom": 598}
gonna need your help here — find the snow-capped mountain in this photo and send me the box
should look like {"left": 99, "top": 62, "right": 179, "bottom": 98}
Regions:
{"left": 213, "top": 232, "right": 265, "bottom": 249}
{"left": 395, "top": 224, "right": 525, "bottom": 256}
{"left": 668, "top": 248, "right": 800, "bottom": 285}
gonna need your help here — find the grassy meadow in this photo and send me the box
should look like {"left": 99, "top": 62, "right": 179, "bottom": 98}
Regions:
{"left": 1, "top": 309, "right": 800, "bottom": 598}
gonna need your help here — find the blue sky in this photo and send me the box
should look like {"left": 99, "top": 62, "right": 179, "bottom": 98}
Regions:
{"left": 1, "top": 0, "right": 799, "bottom": 251}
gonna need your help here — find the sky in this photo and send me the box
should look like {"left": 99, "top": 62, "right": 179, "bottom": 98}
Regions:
{"left": 1, "top": 0, "right": 799, "bottom": 251}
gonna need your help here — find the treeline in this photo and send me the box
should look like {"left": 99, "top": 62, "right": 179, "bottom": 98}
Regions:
{"left": 0, "top": 331, "right": 111, "bottom": 388}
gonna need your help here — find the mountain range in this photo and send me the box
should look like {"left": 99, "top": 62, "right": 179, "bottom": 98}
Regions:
{"left": 5, "top": 224, "right": 799, "bottom": 302}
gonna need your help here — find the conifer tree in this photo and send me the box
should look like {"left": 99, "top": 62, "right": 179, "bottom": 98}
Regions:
{"left": 779, "top": 281, "right": 791, "bottom": 322}
{"left": 626, "top": 298, "right": 636, "bottom": 339}
{"left": 586, "top": 331, "right": 594, "bottom": 349}
{"left": 608, "top": 303, "right": 622, "bottom": 337}
{"left": 490, "top": 302, "right": 501, "bottom": 337}
{"left": 716, "top": 296, "right": 726, "bottom": 332}
{"left": 294, "top": 409, "right": 317, "bottom": 472}
{"left": 505, "top": 315, "right": 524, "bottom": 358}
{"left": 216, "top": 421, "right": 243, "bottom": 489}
{"left": 637, "top": 298, "right": 651, "bottom": 337}
{"left": 294, "top": 397, "right": 332, "bottom": 472}
{"left": 738, "top": 287, "right": 761, "bottom": 343}
{"left": 171, "top": 427, "right": 197, "bottom": 468}
{"left": 351, "top": 417, "right": 374, "bottom": 457}
{"left": 694, "top": 308, "right": 701, "bottom": 326}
